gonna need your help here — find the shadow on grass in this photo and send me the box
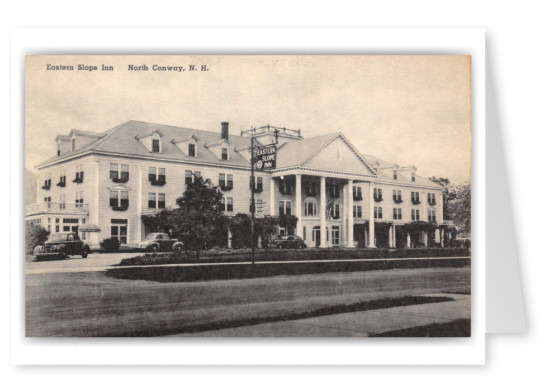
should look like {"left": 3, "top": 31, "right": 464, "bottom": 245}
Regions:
{"left": 102, "top": 296, "right": 454, "bottom": 337}
{"left": 106, "top": 258, "right": 471, "bottom": 284}
{"left": 370, "top": 319, "right": 471, "bottom": 337}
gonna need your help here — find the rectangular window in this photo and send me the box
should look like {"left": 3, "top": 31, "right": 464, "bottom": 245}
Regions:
{"left": 110, "top": 163, "right": 118, "bottom": 179}
{"left": 374, "top": 206, "right": 383, "bottom": 219}
{"left": 186, "top": 170, "right": 193, "bottom": 185}
{"left": 59, "top": 194, "right": 66, "bottom": 209}
{"left": 411, "top": 209, "right": 420, "bottom": 221}
{"left": 110, "top": 219, "right": 128, "bottom": 244}
{"left": 226, "top": 197, "right": 233, "bottom": 212}
{"left": 279, "top": 200, "right": 291, "bottom": 216}
{"left": 148, "top": 192, "right": 156, "bottom": 208}
{"left": 393, "top": 208, "right": 402, "bottom": 220}
{"left": 75, "top": 191, "right": 84, "bottom": 207}
{"left": 353, "top": 205, "right": 363, "bottom": 218}
{"left": 392, "top": 190, "right": 402, "bottom": 201}
{"left": 120, "top": 191, "right": 129, "bottom": 207}
{"left": 221, "top": 147, "right": 228, "bottom": 160}
{"left": 158, "top": 193, "right": 166, "bottom": 209}
{"left": 304, "top": 201, "right": 317, "bottom": 216}
{"left": 189, "top": 143, "right": 196, "bottom": 157}
{"left": 328, "top": 183, "right": 340, "bottom": 198}
{"left": 428, "top": 193, "right": 436, "bottom": 205}
{"left": 152, "top": 139, "right": 160, "bottom": 153}
{"left": 219, "top": 173, "right": 233, "bottom": 190}
{"left": 279, "top": 178, "right": 293, "bottom": 195}
{"left": 411, "top": 191, "right": 420, "bottom": 204}
{"left": 193, "top": 171, "right": 201, "bottom": 181}
{"left": 428, "top": 210, "right": 436, "bottom": 222}
{"left": 109, "top": 190, "right": 118, "bottom": 207}
{"left": 373, "top": 188, "right": 383, "bottom": 201}
{"left": 148, "top": 167, "right": 156, "bottom": 182}
{"left": 353, "top": 186, "right": 362, "bottom": 201}
{"left": 332, "top": 226, "right": 340, "bottom": 245}
{"left": 110, "top": 163, "right": 129, "bottom": 181}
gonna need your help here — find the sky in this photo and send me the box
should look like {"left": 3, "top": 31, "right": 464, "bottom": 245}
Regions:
{"left": 25, "top": 55, "right": 471, "bottom": 183}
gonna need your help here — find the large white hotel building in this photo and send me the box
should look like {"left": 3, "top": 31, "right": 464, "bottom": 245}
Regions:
{"left": 25, "top": 121, "right": 447, "bottom": 249}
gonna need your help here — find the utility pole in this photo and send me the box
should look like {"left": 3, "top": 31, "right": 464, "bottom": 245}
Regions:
{"left": 250, "top": 128, "right": 256, "bottom": 265}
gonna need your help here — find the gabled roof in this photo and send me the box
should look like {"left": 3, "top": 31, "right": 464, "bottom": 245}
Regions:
{"left": 276, "top": 132, "right": 377, "bottom": 175}
{"left": 37, "top": 120, "right": 251, "bottom": 168}
{"left": 362, "top": 154, "right": 442, "bottom": 188}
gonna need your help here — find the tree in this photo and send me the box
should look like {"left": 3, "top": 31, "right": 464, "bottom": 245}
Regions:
{"left": 229, "top": 214, "right": 280, "bottom": 248}
{"left": 174, "top": 177, "right": 229, "bottom": 254}
{"left": 429, "top": 176, "right": 455, "bottom": 220}
{"left": 447, "top": 182, "right": 471, "bottom": 235}
{"left": 25, "top": 222, "right": 49, "bottom": 254}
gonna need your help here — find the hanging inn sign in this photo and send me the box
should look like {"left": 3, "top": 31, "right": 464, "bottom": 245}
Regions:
{"left": 255, "top": 145, "right": 277, "bottom": 169}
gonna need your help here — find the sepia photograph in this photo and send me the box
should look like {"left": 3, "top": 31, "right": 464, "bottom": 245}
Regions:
{"left": 24, "top": 54, "right": 472, "bottom": 337}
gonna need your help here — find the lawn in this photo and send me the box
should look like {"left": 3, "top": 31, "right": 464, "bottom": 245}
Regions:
{"left": 26, "top": 266, "right": 471, "bottom": 337}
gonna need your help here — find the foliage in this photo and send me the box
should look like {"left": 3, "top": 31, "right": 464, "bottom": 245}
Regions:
{"left": 175, "top": 177, "right": 229, "bottom": 251}
{"left": 278, "top": 214, "right": 298, "bottom": 233}
{"left": 229, "top": 213, "right": 280, "bottom": 248}
{"left": 25, "top": 222, "right": 49, "bottom": 254}
{"left": 119, "top": 247, "right": 471, "bottom": 266}
{"left": 447, "top": 182, "right": 471, "bottom": 235}
{"left": 100, "top": 238, "right": 120, "bottom": 253}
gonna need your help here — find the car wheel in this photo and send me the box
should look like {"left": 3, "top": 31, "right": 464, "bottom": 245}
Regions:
{"left": 173, "top": 244, "right": 183, "bottom": 253}
{"left": 299, "top": 243, "right": 306, "bottom": 249}
{"left": 59, "top": 250, "right": 67, "bottom": 259}
{"left": 151, "top": 245, "right": 159, "bottom": 253}
{"left": 82, "top": 248, "right": 89, "bottom": 258}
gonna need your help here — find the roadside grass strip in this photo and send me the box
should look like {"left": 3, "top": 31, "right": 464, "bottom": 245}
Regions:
{"left": 370, "top": 318, "right": 471, "bottom": 337}
{"left": 101, "top": 295, "right": 455, "bottom": 337}
{"left": 106, "top": 257, "right": 470, "bottom": 283}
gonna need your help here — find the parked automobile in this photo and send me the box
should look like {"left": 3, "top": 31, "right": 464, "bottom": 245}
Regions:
{"left": 139, "top": 233, "right": 184, "bottom": 253}
{"left": 33, "top": 232, "right": 91, "bottom": 261}
{"left": 272, "top": 234, "right": 307, "bottom": 249}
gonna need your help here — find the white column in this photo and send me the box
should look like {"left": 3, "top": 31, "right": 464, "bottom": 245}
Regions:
{"left": 393, "top": 225, "right": 397, "bottom": 248}
{"left": 439, "top": 192, "right": 444, "bottom": 223}
{"left": 320, "top": 176, "right": 327, "bottom": 248}
{"left": 407, "top": 232, "right": 411, "bottom": 248}
{"left": 227, "top": 228, "right": 232, "bottom": 248}
{"left": 423, "top": 230, "right": 428, "bottom": 246}
{"left": 347, "top": 179, "right": 354, "bottom": 247}
{"left": 90, "top": 160, "right": 100, "bottom": 246}
{"left": 295, "top": 174, "right": 302, "bottom": 236}
{"left": 270, "top": 177, "right": 276, "bottom": 216}
{"left": 136, "top": 165, "right": 143, "bottom": 244}
{"left": 367, "top": 182, "right": 375, "bottom": 248}
{"left": 388, "top": 226, "right": 393, "bottom": 248}
{"left": 364, "top": 227, "right": 368, "bottom": 248}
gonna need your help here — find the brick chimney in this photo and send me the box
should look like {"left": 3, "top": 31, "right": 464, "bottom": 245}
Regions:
{"left": 221, "top": 122, "right": 229, "bottom": 141}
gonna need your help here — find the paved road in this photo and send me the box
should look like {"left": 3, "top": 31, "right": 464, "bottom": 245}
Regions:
{"left": 26, "top": 265, "right": 470, "bottom": 337}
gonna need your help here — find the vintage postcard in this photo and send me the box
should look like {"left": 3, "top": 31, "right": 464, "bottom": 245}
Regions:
{"left": 25, "top": 55, "right": 471, "bottom": 337}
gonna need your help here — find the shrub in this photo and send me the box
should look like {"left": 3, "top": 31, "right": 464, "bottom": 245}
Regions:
{"left": 100, "top": 238, "right": 120, "bottom": 253}
{"left": 25, "top": 222, "right": 50, "bottom": 254}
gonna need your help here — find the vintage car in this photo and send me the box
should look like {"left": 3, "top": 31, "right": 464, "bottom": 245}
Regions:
{"left": 139, "top": 232, "right": 184, "bottom": 253}
{"left": 33, "top": 232, "right": 91, "bottom": 261}
{"left": 272, "top": 234, "right": 307, "bottom": 249}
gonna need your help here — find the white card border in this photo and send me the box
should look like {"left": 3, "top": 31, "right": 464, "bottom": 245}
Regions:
{"left": 10, "top": 27, "right": 485, "bottom": 365}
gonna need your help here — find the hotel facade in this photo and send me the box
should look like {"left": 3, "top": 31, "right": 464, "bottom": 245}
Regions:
{"left": 26, "top": 120, "right": 448, "bottom": 249}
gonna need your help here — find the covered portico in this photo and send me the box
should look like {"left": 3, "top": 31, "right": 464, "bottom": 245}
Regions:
{"left": 269, "top": 168, "right": 377, "bottom": 248}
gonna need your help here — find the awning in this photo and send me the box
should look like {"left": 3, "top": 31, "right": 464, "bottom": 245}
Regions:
{"left": 78, "top": 224, "right": 101, "bottom": 232}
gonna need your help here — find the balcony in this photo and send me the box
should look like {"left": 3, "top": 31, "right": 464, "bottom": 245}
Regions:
{"left": 25, "top": 202, "right": 89, "bottom": 217}
{"left": 393, "top": 197, "right": 403, "bottom": 204}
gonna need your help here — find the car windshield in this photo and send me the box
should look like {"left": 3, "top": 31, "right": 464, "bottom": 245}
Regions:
{"left": 145, "top": 233, "right": 158, "bottom": 240}
{"left": 47, "top": 233, "right": 67, "bottom": 241}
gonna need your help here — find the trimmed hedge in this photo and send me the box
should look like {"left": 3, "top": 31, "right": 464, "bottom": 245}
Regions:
{"left": 119, "top": 247, "right": 470, "bottom": 266}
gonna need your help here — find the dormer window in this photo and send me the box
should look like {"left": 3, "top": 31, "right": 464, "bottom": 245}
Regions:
{"left": 189, "top": 143, "right": 196, "bottom": 157}
{"left": 393, "top": 170, "right": 398, "bottom": 180}
{"left": 411, "top": 173, "right": 416, "bottom": 182}
{"left": 152, "top": 138, "right": 160, "bottom": 153}
{"left": 57, "top": 144, "right": 61, "bottom": 156}
{"left": 71, "top": 138, "right": 76, "bottom": 152}
{"left": 221, "top": 147, "right": 228, "bottom": 161}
